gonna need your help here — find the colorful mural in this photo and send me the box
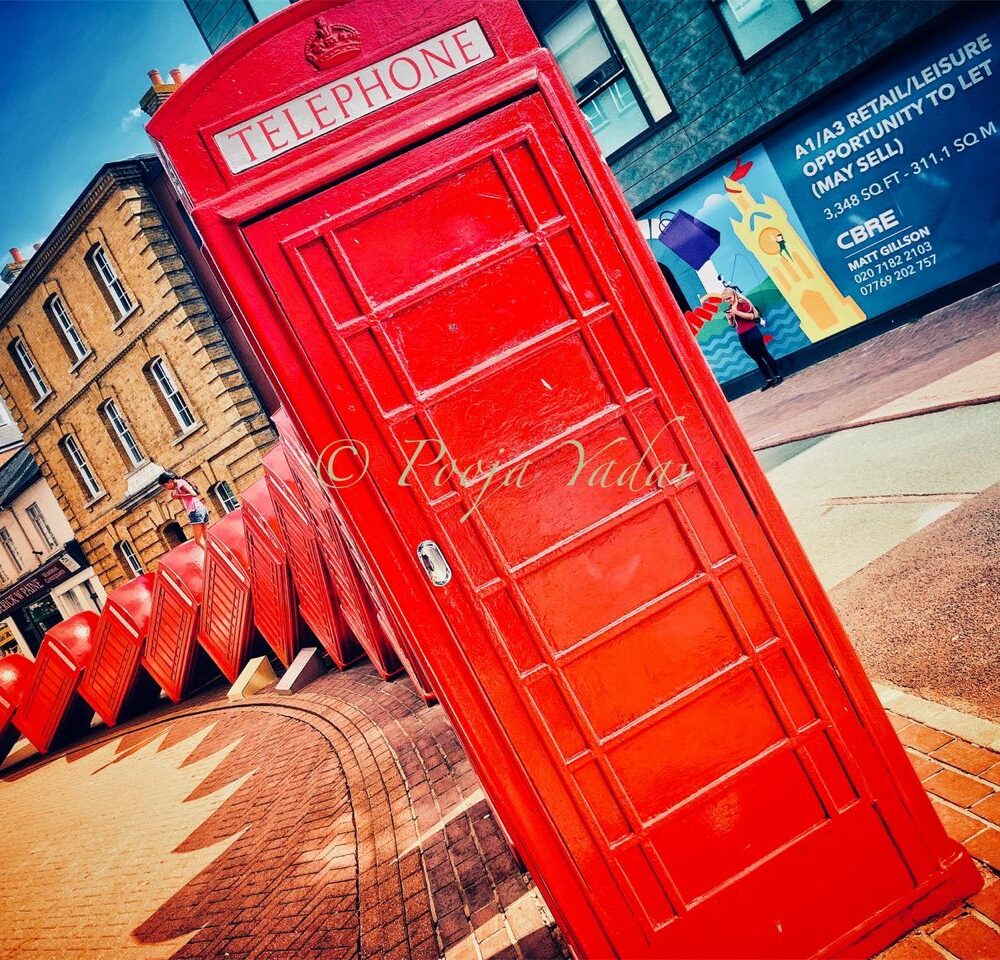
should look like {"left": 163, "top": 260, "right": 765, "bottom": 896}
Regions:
{"left": 641, "top": 9, "right": 1000, "bottom": 383}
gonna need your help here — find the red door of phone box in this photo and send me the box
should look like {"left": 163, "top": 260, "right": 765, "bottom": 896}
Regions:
{"left": 241, "top": 477, "right": 300, "bottom": 667}
{"left": 79, "top": 574, "right": 160, "bottom": 727}
{"left": 147, "top": 3, "right": 979, "bottom": 955}
{"left": 198, "top": 508, "right": 259, "bottom": 683}
{"left": 272, "top": 409, "right": 426, "bottom": 691}
{"left": 143, "top": 540, "right": 212, "bottom": 703}
{"left": 262, "top": 445, "right": 360, "bottom": 668}
{"left": 0, "top": 654, "right": 34, "bottom": 765}
{"left": 14, "top": 612, "right": 99, "bottom": 754}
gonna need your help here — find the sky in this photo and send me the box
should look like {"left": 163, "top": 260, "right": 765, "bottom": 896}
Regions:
{"left": 0, "top": 0, "right": 211, "bottom": 259}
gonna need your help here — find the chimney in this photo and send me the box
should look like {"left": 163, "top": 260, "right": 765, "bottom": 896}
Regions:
{"left": 139, "top": 67, "right": 181, "bottom": 119}
{"left": 2, "top": 248, "right": 27, "bottom": 285}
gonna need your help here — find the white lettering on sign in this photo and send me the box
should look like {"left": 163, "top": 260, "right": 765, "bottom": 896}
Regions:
{"left": 216, "top": 20, "right": 494, "bottom": 174}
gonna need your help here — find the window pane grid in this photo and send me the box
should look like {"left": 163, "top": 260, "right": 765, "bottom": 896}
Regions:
{"left": 151, "top": 359, "right": 196, "bottom": 430}
{"left": 104, "top": 401, "right": 145, "bottom": 467}
{"left": 0, "top": 530, "right": 23, "bottom": 572}
{"left": 13, "top": 339, "right": 48, "bottom": 400}
{"left": 214, "top": 481, "right": 240, "bottom": 513}
{"left": 26, "top": 503, "right": 58, "bottom": 549}
{"left": 50, "top": 296, "right": 88, "bottom": 361}
{"left": 118, "top": 540, "right": 143, "bottom": 577}
{"left": 93, "top": 247, "right": 134, "bottom": 316}
{"left": 64, "top": 435, "right": 102, "bottom": 499}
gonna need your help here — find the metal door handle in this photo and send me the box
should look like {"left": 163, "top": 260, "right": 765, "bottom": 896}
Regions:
{"left": 416, "top": 540, "right": 452, "bottom": 587}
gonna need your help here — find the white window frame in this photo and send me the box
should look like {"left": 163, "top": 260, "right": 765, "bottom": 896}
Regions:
{"left": 11, "top": 338, "right": 50, "bottom": 403}
{"left": 48, "top": 295, "right": 89, "bottom": 363}
{"left": 102, "top": 399, "right": 145, "bottom": 469}
{"left": 150, "top": 358, "right": 197, "bottom": 431}
{"left": 91, "top": 245, "right": 134, "bottom": 317}
{"left": 213, "top": 481, "right": 240, "bottom": 514}
{"left": 0, "top": 529, "right": 23, "bottom": 572}
{"left": 117, "top": 540, "right": 144, "bottom": 578}
{"left": 63, "top": 435, "right": 103, "bottom": 500}
{"left": 26, "top": 503, "right": 58, "bottom": 550}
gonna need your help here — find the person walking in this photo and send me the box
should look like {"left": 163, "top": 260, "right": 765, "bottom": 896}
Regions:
{"left": 158, "top": 472, "right": 210, "bottom": 546}
{"left": 722, "top": 288, "right": 783, "bottom": 391}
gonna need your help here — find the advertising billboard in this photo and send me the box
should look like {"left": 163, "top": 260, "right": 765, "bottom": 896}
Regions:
{"left": 642, "top": 8, "right": 1000, "bottom": 383}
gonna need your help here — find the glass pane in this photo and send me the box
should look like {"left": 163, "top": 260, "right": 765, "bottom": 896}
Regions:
{"left": 803, "top": 0, "right": 833, "bottom": 10}
{"left": 583, "top": 76, "right": 648, "bottom": 155}
{"left": 720, "top": 0, "right": 803, "bottom": 59}
{"left": 544, "top": 3, "right": 620, "bottom": 100}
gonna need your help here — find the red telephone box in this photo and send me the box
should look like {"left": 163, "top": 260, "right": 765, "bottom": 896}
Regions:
{"left": 0, "top": 654, "right": 33, "bottom": 765}
{"left": 198, "top": 508, "right": 258, "bottom": 683}
{"left": 14, "top": 613, "right": 99, "bottom": 754}
{"left": 272, "top": 409, "right": 424, "bottom": 689}
{"left": 142, "top": 540, "right": 211, "bottom": 703}
{"left": 241, "top": 477, "right": 300, "bottom": 667}
{"left": 148, "top": 3, "right": 979, "bottom": 955}
{"left": 262, "top": 445, "right": 360, "bottom": 668}
{"left": 79, "top": 574, "right": 159, "bottom": 727}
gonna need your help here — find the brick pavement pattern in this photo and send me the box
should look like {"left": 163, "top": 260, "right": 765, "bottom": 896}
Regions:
{"left": 2, "top": 663, "right": 998, "bottom": 959}
{"left": 0, "top": 667, "right": 565, "bottom": 960}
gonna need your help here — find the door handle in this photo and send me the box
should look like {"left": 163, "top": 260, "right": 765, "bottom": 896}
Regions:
{"left": 416, "top": 540, "right": 452, "bottom": 587}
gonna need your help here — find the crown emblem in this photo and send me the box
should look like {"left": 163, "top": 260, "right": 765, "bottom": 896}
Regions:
{"left": 305, "top": 18, "right": 362, "bottom": 70}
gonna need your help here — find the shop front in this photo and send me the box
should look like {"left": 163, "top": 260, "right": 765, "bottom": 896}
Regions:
{"left": 0, "top": 543, "right": 102, "bottom": 656}
{"left": 638, "top": 6, "right": 1000, "bottom": 388}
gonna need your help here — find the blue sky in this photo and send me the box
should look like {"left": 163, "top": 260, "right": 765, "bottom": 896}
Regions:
{"left": 0, "top": 1, "right": 211, "bottom": 259}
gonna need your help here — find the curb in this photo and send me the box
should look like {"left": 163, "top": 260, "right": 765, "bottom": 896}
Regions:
{"left": 875, "top": 682, "right": 1000, "bottom": 752}
{"left": 750, "top": 393, "right": 1000, "bottom": 452}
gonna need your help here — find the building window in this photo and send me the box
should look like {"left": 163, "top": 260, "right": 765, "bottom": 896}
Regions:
{"left": 713, "top": 0, "right": 834, "bottom": 64}
{"left": 47, "top": 295, "right": 89, "bottom": 363}
{"left": 116, "top": 540, "right": 144, "bottom": 578}
{"left": 62, "top": 435, "right": 103, "bottom": 500}
{"left": 149, "top": 358, "right": 197, "bottom": 431}
{"left": 26, "top": 503, "right": 58, "bottom": 550}
{"left": 213, "top": 480, "right": 240, "bottom": 514}
{"left": 90, "top": 245, "right": 134, "bottom": 318}
{"left": 101, "top": 399, "right": 145, "bottom": 469}
{"left": 9, "top": 338, "right": 50, "bottom": 403}
{"left": 536, "top": 0, "right": 671, "bottom": 157}
{"left": 0, "top": 529, "right": 23, "bottom": 572}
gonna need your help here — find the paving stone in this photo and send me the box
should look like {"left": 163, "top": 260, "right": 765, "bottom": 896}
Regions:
{"left": 880, "top": 935, "right": 949, "bottom": 960}
{"left": 932, "top": 740, "right": 1000, "bottom": 776}
{"left": 969, "top": 879, "right": 1000, "bottom": 926}
{"left": 970, "top": 792, "right": 1000, "bottom": 827}
{"left": 908, "top": 752, "right": 943, "bottom": 782}
{"left": 925, "top": 769, "right": 994, "bottom": 808}
{"left": 932, "top": 801, "right": 986, "bottom": 844}
{"left": 965, "top": 828, "right": 1000, "bottom": 872}
{"left": 896, "top": 721, "right": 953, "bottom": 754}
{"left": 934, "top": 914, "right": 1000, "bottom": 960}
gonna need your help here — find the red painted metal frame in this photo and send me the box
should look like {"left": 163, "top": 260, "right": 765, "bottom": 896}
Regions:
{"left": 148, "top": 2, "right": 980, "bottom": 956}
{"left": 271, "top": 409, "right": 414, "bottom": 686}
{"left": 198, "top": 508, "right": 258, "bottom": 683}
{"left": 262, "top": 445, "right": 361, "bottom": 668}
{"left": 241, "top": 477, "right": 300, "bottom": 667}
{"left": 0, "top": 654, "right": 34, "bottom": 765}
{"left": 79, "top": 575, "right": 160, "bottom": 727}
{"left": 143, "top": 540, "right": 211, "bottom": 704}
{"left": 14, "top": 613, "right": 99, "bottom": 754}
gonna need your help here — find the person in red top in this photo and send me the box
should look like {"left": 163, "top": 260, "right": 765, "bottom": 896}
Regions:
{"left": 721, "top": 288, "right": 783, "bottom": 391}
{"left": 157, "top": 472, "right": 210, "bottom": 546}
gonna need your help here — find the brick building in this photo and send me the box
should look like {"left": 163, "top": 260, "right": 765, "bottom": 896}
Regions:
{"left": 0, "top": 157, "right": 276, "bottom": 589}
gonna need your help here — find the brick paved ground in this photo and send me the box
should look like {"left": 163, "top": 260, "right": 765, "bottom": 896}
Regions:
{"left": 1, "top": 666, "right": 997, "bottom": 959}
{"left": 730, "top": 283, "right": 1000, "bottom": 449}
{"left": 0, "top": 667, "right": 565, "bottom": 960}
